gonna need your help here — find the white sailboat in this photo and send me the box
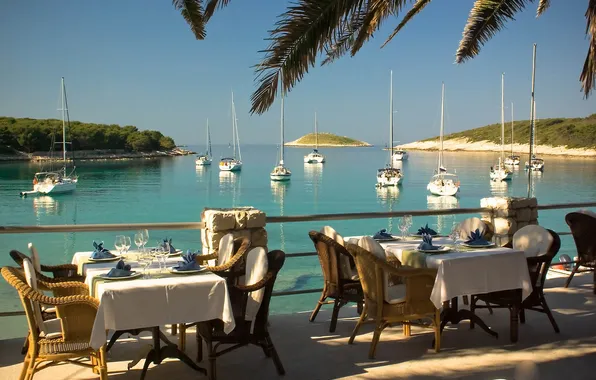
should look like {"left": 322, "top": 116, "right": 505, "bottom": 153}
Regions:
{"left": 504, "top": 102, "right": 521, "bottom": 166}
{"left": 271, "top": 95, "right": 292, "bottom": 181}
{"left": 196, "top": 119, "right": 212, "bottom": 166}
{"left": 376, "top": 70, "right": 403, "bottom": 187}
{"left": 219, "top": 92, "right": 243, "bottom": 172}
{"left": 526, "top": 101, "right": 545, "bottom": 171}
{"left": 21, "top": 77, "right": 78, "bottom": 197}
{"left": 303, "top": 112, "right": 326, "bottom": 164}
{"left": 392, "top": 148, "right": 408, "bottom": 162}
{"left": 490, "top": 73, "right": 512, "bottom": 182}
{"left": 427, "top": 83, "right": 460, "bottom": 196}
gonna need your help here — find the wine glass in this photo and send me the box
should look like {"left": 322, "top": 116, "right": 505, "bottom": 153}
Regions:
{"left": 123, "top": 236, "right": 131, "bottom": 256}
{"left": 155, "top": 245, "right": 167, "bottom": 273}
{"left": 449, "top": 223, "right": 460, "bottom": 251}
{"left": 114, "top": 235, "right": 125, "bottom": 256}
{"left": 398, "top": 217, "right": 408, "bottom": 239}
{"left": 139, "top": 253, "right": 153, "bottom": 279}
{"left": 140, "top": 229, "right": 150, "bottom": 252}
{"left": 404, "top": 215, "right": 413, "bottom": 235}
{"left": 134, "top": 233, "right": 143, "bottom": 253}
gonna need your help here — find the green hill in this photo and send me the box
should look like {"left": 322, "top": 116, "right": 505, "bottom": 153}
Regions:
{"left": 286, "top": 132, "right": 371, "bottom": 147}
{"left": 423, "top": 114, "right": 596, "bottom": 149}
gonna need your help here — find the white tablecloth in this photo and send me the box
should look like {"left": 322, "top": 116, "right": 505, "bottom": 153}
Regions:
{"left": 85, "top": 266, "right": 235, "bottom": 350}
{"left": 383, "top": 241, "right": 532, "bottom": 309}
{"left": 72, "top": 251, "right": 182, "bottom": 275}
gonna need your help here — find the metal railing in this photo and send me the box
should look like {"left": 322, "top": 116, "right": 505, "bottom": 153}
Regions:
{"left": 1, "top": 200, "right": 594, "bottom": 317}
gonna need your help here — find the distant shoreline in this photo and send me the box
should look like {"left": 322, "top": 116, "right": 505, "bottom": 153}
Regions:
{"left": 285, "top": 143, "right": 373, "bottom": 148}
{"left": 397, "top": 138, "right": 596, "bottom": 158}
{"left": 0, "top": 147, "right": 196, "bottom": 163}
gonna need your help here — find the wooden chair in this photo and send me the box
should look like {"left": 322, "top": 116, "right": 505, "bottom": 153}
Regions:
{"left": 2, "top": 265, "right": 106, "bottom": 380}
{"left": 564, "top": 212, "right": 596, "bottom": 293}
{"left": 196, "top": 249, "right": 286, "bottom": 380}
{"left": 346, "top": 238, "right": 441, "bottom": 359}
{"left": 308, "top": 231, "right": 364, "bottom": 332}
{"left": 470, "top": 228, "right": 561, "bottom": 342}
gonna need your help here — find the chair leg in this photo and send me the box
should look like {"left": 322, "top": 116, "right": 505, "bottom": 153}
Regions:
{"left": 18, "top": 352, "right": 31, "bottom": 380}
{"left": 179, "top": 323, "right": 187, "bottom": 352}
{"left": 433, "top": 309, "right": 441, "bottom": 353}
{"left": 519, "top": 308, "right": 526, "bottom": 324}
{"left": 98, "top": 347, "right": 108, "bottom": 380}
{"left": 265, "top": 333, "right": 285, "bottom": 375}
{"left": 90, "top": 354, "right": 98, "bottom": 374}
{"left": 329, "top": 299, "right": 341, "bottom": 333}
{"left": 541, "top": 297, "right": 560, "bottom": 333}
{"left": 368, "top": 323, "right": 383, "bottom": 359}
{"left": 206, "top": 338, "right": 216, "bottom": 380}
{"left": 196, "top": 333, "right": 204, "bottom": 362}
{"left": 403, "top": 321, "right": 411, "bottom": 337}
{"left": 349, "top": 304, "right": 368, "bottom": 345}
{"left": 171, "top": 323, "right": 178, "bottom": 335}
{"left": 309, "top": 293, "right": 327, "bottom": 323}
{"left": 469, "top": 297, "right": 476, "bottom": 330}
{"left": 21, "top": 332, "right": 30, "bottom": 355}
{"left": 509, "top": 305, "right": 519, "bottom": 343}
{"left": 486, "top": 302, "right": 493, "bottom": 315}
{"left": 564, "top": 262, "right": 581, "bottom": 288}
{"left": 24, "top": 349, "right": 37, "bottom": 380}
{"left": 462, "top": 295, "right": 469, "bottom": 305}
{"left": 356, "top": 301, "right": 363, "bottom": 315}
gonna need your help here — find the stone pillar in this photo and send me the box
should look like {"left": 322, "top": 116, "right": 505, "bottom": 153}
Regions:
{"left": 480, "top": 197, "right": 538, "bottom": 246}
{"left": 200, "top": 207, "right": 268, "bottom": 255}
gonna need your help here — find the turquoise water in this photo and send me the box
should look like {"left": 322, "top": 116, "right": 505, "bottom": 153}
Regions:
{"left": 1, "top": 145, "right": 595, "bottom": 336}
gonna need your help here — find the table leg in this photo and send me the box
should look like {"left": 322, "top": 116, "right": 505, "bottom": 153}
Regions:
{"left": 106, "top": 328, "right": 153, "bottom": 352}
{"left": 433, "top": 297, "right": 498, "bottom": 347}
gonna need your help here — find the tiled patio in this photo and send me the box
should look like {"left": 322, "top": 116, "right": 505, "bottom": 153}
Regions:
{"left": 1, "top": 270, "right": 595, "bottom": 379}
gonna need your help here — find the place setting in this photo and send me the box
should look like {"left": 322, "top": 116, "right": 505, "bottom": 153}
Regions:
{"left": 169, "top": 251, "right": 207, "bottom": 275}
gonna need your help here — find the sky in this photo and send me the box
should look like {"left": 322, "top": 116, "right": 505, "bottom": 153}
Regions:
{"left": 0, "top": 1, "right": 595, "bottom": 146}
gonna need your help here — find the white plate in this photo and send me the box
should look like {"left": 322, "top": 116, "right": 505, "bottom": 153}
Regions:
{"left": 98, "top": 272, "right": 142, "bottom": 281}
{"left": 88, "top": 256, "right": 120, "bottom": 262}
{"left": 167, "top": 250, "right": 183, "bottom": 256}
{"left": 169, "top": 266, "right": 206, "bottom": 274}
{"left": 416, "top": 246, "right": 451, "bottom": 254}
{"left": 374, "top": 237, "right": 399, "bottom": 242}
{"left": 461, "top": 242, "right": 496, "bottom": 248}
{"left": 412, "top": 233, "right": 441, "bottom": 238}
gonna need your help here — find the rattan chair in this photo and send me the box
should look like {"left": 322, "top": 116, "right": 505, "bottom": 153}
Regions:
{"left": 308, "top": 231, "right": 364, "bottom": 332}
{"left": 10, "top": 248, "right": 84, "bottom": 283}
{"left": 196, "top": 249, "right": 286, "bottom": 380}
{"left": 564, "top": 212, "right": 596, "bottom": 293}
{"left": 345, "top": 242, "right": 441, "bottom": 359}
{"left": 2, "top": 266, "right": 106, "bottom": 380}
{"left": 470, "top": 228, "right": 561, "bottom": 342}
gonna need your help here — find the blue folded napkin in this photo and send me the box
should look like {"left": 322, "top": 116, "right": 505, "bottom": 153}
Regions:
{"left": 417, "top": 233, "right": 441, "bottom": 251}
{"left": 105, "top": 259, "right": 134, "bottom": 277}
{"left": 91, "top": 241, "right": 116, "bottom": 259}
{"left": 465, "top": 228, "right": 490, "bottom": 246}
{"left": 373, "top": 229, "right": 394, "bottom": 240}
{"left": 175, "top": 251, "right": 201, "bottom": 271}
{"left": 159, "top": 238, "right": 176, "bottom": 253}
{"left": 417, "top": 223, "right": 438, "bottom": 236}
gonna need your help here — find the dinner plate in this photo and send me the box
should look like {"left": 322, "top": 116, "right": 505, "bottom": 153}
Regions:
{"left": 461, "top": 242, "right": 496, "bottom": 248}
{"left": 167, "top": 249, "right": 183, "bottom": 256}
{"left": 169, "top": 266, "right": 206, "bottom": 274}
{"left": 98, "top": 272, "right": 142, "bottom": 281}
{"left": 412, "top": 233, "right": 441, "bottom": 238}
{"left": 373, "top": 237, "right": 399, "bottom": 242}
{"left": 416, "top": 246, "right": 451, "bottom": 254}
{"left": 88, "top": 256, "right": 120, "bottom": 262}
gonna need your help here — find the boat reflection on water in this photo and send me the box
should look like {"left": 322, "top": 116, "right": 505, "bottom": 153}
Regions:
{"left": 427, "top": 195, "right": 459, "bottom": 234}
{"left": 489, "top": 179, "right": 508, "bottom": 197}
{"left": 219, "top": 171, "right": 240, "bottom": 206}
{"left": 376, "top": 185, "right": 400, "bottom": 234}
{"left": 33, "top": 196, "right": 61, "bottom": 216}
{"left": 271, "top": 180, "right": 289, "bottom": 251}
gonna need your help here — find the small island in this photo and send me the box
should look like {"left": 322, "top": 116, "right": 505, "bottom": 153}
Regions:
{"left": 398, "top": 114, "right": 596, "bottom": 157}
{"left": 285, "top": 132, "right": 372, "bottom": 147}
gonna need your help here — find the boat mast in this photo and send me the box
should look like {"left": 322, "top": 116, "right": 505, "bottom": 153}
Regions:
{"left": 206, "top": 119, "right": 211, "bottom": 157}
{"left": 439, "top": 82, "right": 445, "bottom": 172}
{"left": 528, "top": 43, "right": 537, "bottom": 198}
{"left": 314, "top": 112, "right": 318, "bottom": 150}
{"left": 235, "top": 99, "right": 242, "bottom": 162}
{"left": 231, "top": 91, "right": 237, "bottom": 160}
{"left": 60, "top": 77, "right": 67, "bottom": 175}
{"left": 280, "top": 94, "right": 285, "bottom": 165}
{"left": 389, "top": 70, "right": 394, "bottom": 169}
{"left": 511, "top": 102, "right": 514, "bottom": 156}
{"left": 501, "top": 73, "right": 505, "bottom": 164}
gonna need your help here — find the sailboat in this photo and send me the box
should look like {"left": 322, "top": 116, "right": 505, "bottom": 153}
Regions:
{"left": 526, "top": 101, "right": 545, "bottom": 171}
{"left": 427, "top": 83, "right": 460, "bottom": 196}
{"left": 490, "top": 73, "right": 513, "bottom": 182}
{"left": 504, "top": 102, "right": 521, "bottom": 166}
{"left": 392, "top": 147, "right": 408, "bottom": 162}
{"left": 303, "top": 112, "right": 326, "bottom": 164}
{"left": 376, "top": 70, "right": 403, "bottom": 187}
{"left": 219, "top": 92, "right": 243, "bottom": 172}
{"left": 21, "top": 77, "right": 78, "bottom": 197}
{"left": 195, "top": 119, "right": 212, "bottom": 166}
{"left": 271, "top": 95, "right": 292, "bottom": 181}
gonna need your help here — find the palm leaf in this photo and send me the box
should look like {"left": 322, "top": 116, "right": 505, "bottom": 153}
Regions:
{"left": 456, "top": 0, "right": 534, "bottom": 63}
{"left": 580, "top": 0, "right": 596, "bottom": 98}
{"left": 251, "top": 0, "right": 367, "bottom": 115}
{"left": 322, "top": 10, "right": 367, "bottom": 65}
{"left": 350, "top": 0, "right": 404, "bottom": 55}
{"left": 536, "top": 0, "right": 550, "bottom": 16}
{"left": 382, "top": 0, "right": 432, "bottom": 48}
{"left": 204, "top": 0, "right": 232, "bottom": 22}
{"left": 173, "top": 0, "right": 206, "bottom": 40}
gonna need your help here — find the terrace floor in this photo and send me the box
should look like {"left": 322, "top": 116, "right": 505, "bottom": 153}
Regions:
{"left": 1, "top": 270, "right": 596, "bottom": 380}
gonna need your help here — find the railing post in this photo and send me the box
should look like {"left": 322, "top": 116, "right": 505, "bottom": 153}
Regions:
{"left": 481, "top": 197, "right": 538, "bottom": 246}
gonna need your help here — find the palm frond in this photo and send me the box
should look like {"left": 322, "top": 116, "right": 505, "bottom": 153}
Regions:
{"left": 173, "top": 0, "right": 206, "bottom": 40}
{"left": 456, "top": 0, "right": 533, "bottom": 63}
{"left": 580, "top": 0, "right": 596, "bottom": 98}
{"left": 350, "top": 0, "right": 404, "bottom": 55}
{"left": 382, "top": 0, "right": 432, "bottom": 48}
{"left": 322, "top": 10, "right": 367, "bottom": 65}
{"left": 204, "top": 0, "right": 232, "bottom": 22}
{"left": 536, "top": 0, "right": 550, "bottom": 16}
{"left": 251, "top": 0, "right": 366, "bottom": 115}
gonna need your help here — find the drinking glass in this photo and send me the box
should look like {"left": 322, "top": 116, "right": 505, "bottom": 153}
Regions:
{"left": 140, "top": 253, "right": 153, "bottom": 279}
{"left": 398, "top": 217, "right": 408, "bottom": 239}
{"left": 155, "top": 245, "right": 167, "bottom": 273}
{"left": 404, "top": 215, "right": 413, "bottom": 235}
{"left": 449, "top": 223, "right": 460, "bottom": 251}
{"left": 140, "top": 229, "right": 150, "bottom": 252}
{"left": 114, "top": 235, "right": 125, "bottom": 256}
{"left": 123, "top": 236, "right": 132, "bottom": 257}
{"left": 134, "top": 233, "right": 143, "bottom": 253}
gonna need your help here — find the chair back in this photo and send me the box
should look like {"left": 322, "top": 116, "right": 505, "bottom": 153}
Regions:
{"left": 513, "top": 225, "right": 554, "bottom": 257}
{"left": 358, "top": 237, "right": 393, "bottom": 304}
{"left": 309, "top": 231, "right": 351, "bottom": 296}
{"left": 565, "top": 212, "right": 596, "bottom": 263}
{"left": 28, "top": 243, "right": 42, "bottom": 272}
{"left": 526, "top": 229, "right": 560, "bottom": 290}
{"left": 9, "top": 249, "right": 30, "bottom": 269}
{"left": 346, "top": 243, "right": 383, "bottom": 307}
{"left": 253, "top": 250, "right": 286, "bottom": 336}
{"left": 244, "top": 247, "right": 268, "bottom": 321}
{"left": 2, "top": 266, "right": 42, "bottom": 346}
{"left": 218, "top": 234, "right": 234, "bottom": 266}
{"left": 458, "top": 217, "right": 489, "bottom": 240}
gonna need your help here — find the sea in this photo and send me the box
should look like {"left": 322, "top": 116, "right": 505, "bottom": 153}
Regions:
{"left": 1, "top": 144, "right": 595, "bottom": 338}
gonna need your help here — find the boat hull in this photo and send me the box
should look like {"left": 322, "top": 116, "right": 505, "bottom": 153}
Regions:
{"left": 219, "top": 161, "right": 242, "bottom": 172}
{"left": 490, "top": 169, "right": 512, "bottom": 182}
{"left": 304, "top": 156, "right": 325, "bottom": 164}
{"left": 376, "top": 175, "right": 402, "bottom": 187}
{"left": 392, "top": 151, "right": 408, "bottom": 162}
{"left": 196, "top": 157, "right": 212, "bottom": 166}
{"left": 34, "top": 180, "right": 77, "bottom": 195}
{"left": 427, "top": 182, "right": 459, "bottom": 196}
{"left": 270, "top": 174, "right": 291, "bottom": 181}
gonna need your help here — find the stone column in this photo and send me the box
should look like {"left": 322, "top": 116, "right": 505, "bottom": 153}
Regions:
{"left": 480, "top": 197, "right": 538, "bottom": 247}
{"left": 200, "top": 207, "right": 268, "bottom": 255}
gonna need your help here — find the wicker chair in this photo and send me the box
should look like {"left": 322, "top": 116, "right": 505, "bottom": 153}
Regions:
{"left": 177, "top": 236, "right": 252, "bottom": 351}
{"left": 345, "top": 242, "right": 441, "bottom": 359}
{"left": 564, "top": 212, "right": 596, "bottom": 293}
{"left": 196, "top": 249, "right": 286, "bottom": 380}
{"left": 308, "top": 231, "right": 364, "bottom": 332}
{"left": 457, "top": 217, "right": 494, "bottom": 241}
{"left": 470, "top": 228, "right": 561, "bottom": 342}
{"left": 2, "top": 266, "right": 106, "bottom": 380}
{"left": 10, "top": 248, "right": 84, "bottom": 283}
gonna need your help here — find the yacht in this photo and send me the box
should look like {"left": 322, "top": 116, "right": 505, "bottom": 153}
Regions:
{"left": 525, "top": 102, "right": 545, "bottom": 171}
{"left": 270, "top": 95, "right": 292, "bottom": 181}
{"left": 427, "top": 83, "right": 460, "bottom": 196}
{"left": 392, "top": 149, "right": 408, "bottom": 162}
{"left": 219, "top": 92, "right": 243, "bottom": 172}
{"left": 376, "top": 71, "right": 403, "bottom": 187}
{"left": 304, "top": 113, "right": 326, "bottom": 164}
{"left": 504, "top": 103, "right": 520, "bottom": 166}
{"left": 490, "top": 73, "right": 512, "bottom": 182}
{"left": 196, "top": 119, "right": 212, "bottom": 166}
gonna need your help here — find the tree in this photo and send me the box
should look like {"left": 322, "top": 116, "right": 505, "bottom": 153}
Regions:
{"left": 159, "top": 136, "right": 176, "bottom": 150}
{"left": 126, "top": 132, "right": 153, "bottom": 152}
{"left": 175, "top": 0, "right": 596, "bottom": 114}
